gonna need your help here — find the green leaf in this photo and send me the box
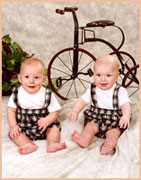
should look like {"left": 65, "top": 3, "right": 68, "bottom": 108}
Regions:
{"left": 2, "top": 82, "right": 11, "bottom": 91}
{"left": 11, "top": 59, "right": 16, "bottom": 65}
{"left": 9, "top": 45, "right": 15, "bottom": 54}
{"left": 6, "top": 59, "right": 16, "bottom": 68}
{"left": 7, "top": 66, "right": 15, "bottom": 71}
{"left": 10, "top": 78, "right": 20, "bottom": 86}
{"left": 13, "top": 42, "right": 20, "bottom": 49}
{"left": 51, "top": 78, "right": 57, "bottom": 85}
{"left": 2, "top": 34, "right": 11, "bottom": 44}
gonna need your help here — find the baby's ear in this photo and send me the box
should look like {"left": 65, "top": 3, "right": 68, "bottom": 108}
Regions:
{"left": 17, "top": 74, "right": 22, "bottom": 83}
{"left": 117, "top": 70, "right": 119, "bottom": 77}
{"left": 43, "top": 76, "right": 47, "bottom": 84}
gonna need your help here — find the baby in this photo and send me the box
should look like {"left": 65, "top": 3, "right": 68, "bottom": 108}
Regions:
{"left": 67, "top": 54, "right": 131, "bottom": 155}
{"left": 7, "top": 58, "right": 67, "bottom": 155}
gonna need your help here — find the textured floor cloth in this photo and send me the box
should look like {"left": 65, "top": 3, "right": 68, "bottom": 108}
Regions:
{"left": 2, "top": 96, "right": 139, "bottom": 178}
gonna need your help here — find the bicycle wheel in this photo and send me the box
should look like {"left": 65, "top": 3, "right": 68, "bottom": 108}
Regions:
{"left": 48, "top": 47, "right": 96, "bottom": 100}
{"left": 122, "top": 65, "right": 139, "bottom": 98}
{"left": 110, "top": 51, "right": 137, "bottom": 86}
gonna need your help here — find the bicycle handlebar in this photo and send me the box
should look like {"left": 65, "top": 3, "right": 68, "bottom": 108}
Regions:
{"left": 56, "top": 6, "right": 78, "bottom": 15}
{"left": 56, "top": 9, "right": 65, "bottom": 15}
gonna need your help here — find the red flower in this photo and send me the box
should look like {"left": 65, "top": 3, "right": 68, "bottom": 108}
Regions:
{"left": 7, "top": 52, "right": 11, "bottom": 56}
{"left": 11, "top": 74, "right": 17, "bottom": 79}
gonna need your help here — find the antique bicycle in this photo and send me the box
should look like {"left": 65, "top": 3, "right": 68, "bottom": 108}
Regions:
{"left": 47, "top": 6, "right": 139, "bottom": 100}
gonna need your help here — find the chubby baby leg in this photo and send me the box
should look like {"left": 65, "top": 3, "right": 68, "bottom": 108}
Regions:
{"left": 46, "top": 126, "right": 67, "bottom": 153}
{"left": 19, "top": 143, "right": 38, "bottom": 155}
{"left": 71, "top": 122, "right": 99, "bottom": 148}
{"left": 100, "top": 128, "right": 121, "bottom": 155}
{"left": 10, "top": 132, "right": 38, "bottom": 155}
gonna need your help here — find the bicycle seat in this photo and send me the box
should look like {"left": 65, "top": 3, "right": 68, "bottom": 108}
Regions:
{"left": 86, "top": 20, "right": 115, "bottom": 27}
{"left": 64, "top": 6, "right": 78, "bottom": 12}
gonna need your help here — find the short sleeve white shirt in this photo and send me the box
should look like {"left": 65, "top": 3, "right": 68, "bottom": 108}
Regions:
{"left": 81, "top": 83, "right": 131, "bottom": 109}
{"left": 8, "top": 86, "right": 62, "bottom": 112}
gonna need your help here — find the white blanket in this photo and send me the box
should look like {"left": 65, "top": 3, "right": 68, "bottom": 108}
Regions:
{"left": 2, "top": 95, "right": 139, "bottom": 178}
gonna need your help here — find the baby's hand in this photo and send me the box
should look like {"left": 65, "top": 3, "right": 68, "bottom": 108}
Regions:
{"left": 119, "top": 116, "right": 130, "bottom": 129}
{"left": 66, "top": 111, "right": 78, "bottom": 121}
{"left": 38, "top": 117, "right": 49, "bottom": 132}
{"left": 10, "top": 125, "right": 21, "bottom": 139}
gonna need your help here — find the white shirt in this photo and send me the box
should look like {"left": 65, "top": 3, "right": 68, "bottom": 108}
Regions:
{"left": 81, "top": 83, "right": 131, "bottom": 109}
{"left": 8, "top": 86, "right": 62, "bottom": 112}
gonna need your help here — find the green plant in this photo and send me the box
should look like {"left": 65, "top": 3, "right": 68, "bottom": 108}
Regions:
{"left": 2, "top": 34, "right": 33, "bottom": 95}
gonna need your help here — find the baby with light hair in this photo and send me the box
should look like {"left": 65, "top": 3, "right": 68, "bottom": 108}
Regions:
{"left": 7, "top": 58, "right": 67, "bottom": 155}
{"left": 67, "top": 54, "right": 131, "bottom": 155}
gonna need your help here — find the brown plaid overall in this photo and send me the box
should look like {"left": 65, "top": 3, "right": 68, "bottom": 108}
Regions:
{"left": 84, "top": 83, "right": 125, "bottom": 139}
{"left": 10, "top": 86, "right": 61, "bottom": 141}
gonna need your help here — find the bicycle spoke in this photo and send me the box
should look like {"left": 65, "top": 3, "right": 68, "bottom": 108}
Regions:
{"left": 124, "top": 58, "right": 130, "bottom": 64}
{"left": 51, "top": 66, "right": 71, "bottom": 76}
{"left": 52, "top": 75, "right": 70, "bottom": 79}
{"left": 121, "top": 56, "right": 129, "bottom": 63}
{"left": 73, "top": 80, "right": 78, "bottom": 98}
{"left": 66, "top": 80, "right": 74, "bottom": 98}
{"left": 79, "top": 60, "right": 94, "bottom": 72}
{"left": 68, "top": 51, "right": 73, "bottom": 68}
{"left": 119, "top": 73, "right": 124, "bottom": 81}
{"left": 129, "top": 88, "right": 139, "bottom": 97}
{"left": 76, "top": 77, "right": 87, "bottom": 90}
{"left": 78, "top": 51, "right": 83, "bottom": 64}
{"left": 77, "top": 77, "right": 92, "bottom": 84}
{"left": 128, "top": 85, "right": 139, "bottom": 89}
{"left": 58, "top": 56, "right": 72, "bottom": 72}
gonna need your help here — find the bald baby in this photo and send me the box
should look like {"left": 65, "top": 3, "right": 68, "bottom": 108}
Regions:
{"left": 94, "top": 54, "right": 119, "bottom": 73}
{"left": 93, "top": 54, "right": 119, "bottom": 90}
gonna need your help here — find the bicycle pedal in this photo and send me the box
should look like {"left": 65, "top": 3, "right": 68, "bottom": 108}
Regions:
{"left": 56, "top": 77, "right": 62, "bottom": 87}
{"left": 87, "top": 68, "right": 93, "bottom": 77}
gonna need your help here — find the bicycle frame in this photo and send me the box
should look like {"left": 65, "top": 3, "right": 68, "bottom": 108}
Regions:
{"left": 72, "top": 11, "right": 79, "bottom": 77}
{"left": 70, "top": 9, "right": 127, "bottom": 73}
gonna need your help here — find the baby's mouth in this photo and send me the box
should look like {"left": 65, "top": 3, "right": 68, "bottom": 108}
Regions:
{"left": 100, "top": 83, "right": 108, "bottom": 87}
{"left": 28, "top": 86, "right": 35, "bottom": 88}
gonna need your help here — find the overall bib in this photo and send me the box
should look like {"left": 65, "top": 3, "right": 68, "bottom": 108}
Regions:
{"left": 10, "top": 86, "right": 60, "bottom": 141}
{"left": 84, "top": 83, "right": 125, "bottom": 139}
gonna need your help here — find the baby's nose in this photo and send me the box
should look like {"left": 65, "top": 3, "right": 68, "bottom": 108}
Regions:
{"left": 101, "top": 76, "right": 106, "bottom": 81}
{"left": 29, "top": 77, "right": 34, "bottom": 83}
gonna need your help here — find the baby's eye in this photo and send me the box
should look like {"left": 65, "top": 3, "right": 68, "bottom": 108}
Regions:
{"left": 96, "top": 74, "right": 101, "bottom": 77}
{"left": 107, "top": 74, "right": 111, "bottom": 77}
{"left": 35, "top": 76, "right": 39, "bottom": 79}
{"left": 25, "top": 75, "right": 29, "bottom": 78}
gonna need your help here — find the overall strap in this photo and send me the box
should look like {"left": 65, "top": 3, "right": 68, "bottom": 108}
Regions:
{"left": 12, "top": 86, "right": 19, "bottom": 107}
{"left": 113, "top": 83, "right": 121, "bottom": 110}
{"left": 44, "top": 88, "right": 51, "bottom": 108}
{"left": 90, "top": 83, "right": 98, "bottom": 107}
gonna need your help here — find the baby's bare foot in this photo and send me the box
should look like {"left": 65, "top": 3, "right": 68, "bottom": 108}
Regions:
{"left": 100, "top": 139, "right": 116, "bottom": 155}
{"left": 19, "top": 143, "right": 38, "bottom": 155}
{"left": 71, "top": 132, "right": 89, "bottom": 148}
{"left": 47, "top": 142, "right": 67, "bottom": 153}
